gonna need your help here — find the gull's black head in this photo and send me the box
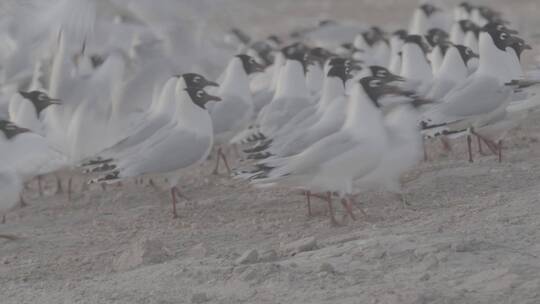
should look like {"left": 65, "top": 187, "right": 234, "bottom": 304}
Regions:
{"left": 340, "top": 43, "right": 355, "bottom": 51}
{"left": 455, "top": 45, "right": 479, "bottom": 64}
{"left": 371, "top": 26, "right": 387, "bottom": 42}
{"left": 483, "top": 23, "right": 521, "bottom": 51}
{"left": 359, "top": 76, "right": 400, "bottom": 107}
{"left": 393, "top": 29, "right": 408, "bottom": 40}
{"left": 361, "top": 27, "right": 385, "bottom": 47}
{"left": 404, "top": 35, "right": 431, "bottom": 54}
{"left": 327, "top": 65, "right": 352, "bottom": 85}
{"left": 185, "top": 88, "right": 221, "bottom": 110}
{"left": 510, "top": 37, "right": 532, "bottom": 59}
{"left": 281, "top": 43, "right": 309, "bottom": 58}
{"left": 459, "top": 20, "right": 480, "bottom": 36}
{"left": 19, "top": 90, "right": 61, "bottom": 118}
{"left": 181, "top": 73, "right": 219, "bottom": 89}
{"left": 459, "top": 2, "right": 474, "bottom": 13}
{"left": 319, "top": 19, "right": 336, "bottom": 27}
{"left": 90, "top": 54, "right": 105, "bottom": 68}
{"left": 250, "top": 41, "right": 274, "bottom": 66}
{"left": 478, "top": 6, "right": 507, "bottom": 24}
{"left": 306, "top": 47, "right": 336, "bottom": 67}
{"left": 420, "top": 3, "right": 441, "bottom": 17}
{"left": 267, "top": 35, "right": 282, "bottom": 46}
{"left": 236, "top": 54, "right": 265, "bottom": 75}
{"left": 282, "top": 44, "right": 308, "bottom": 72}
{"left": 0, "top": 120, "right": 30, "bottom": 140}
{"left": 327, "top": 57, "right": 363, "bottom": 71}
{"left": 426, "top": 28, "right": 449, "bottom": 47}
{"left": 369, "top": 66, "right": 405, "bottom": 82}
{"left": 328, "top": 57, "right": 349, "bottom": 67}
{"left": 230, "top": 28, "right": 251, "bottom": 45}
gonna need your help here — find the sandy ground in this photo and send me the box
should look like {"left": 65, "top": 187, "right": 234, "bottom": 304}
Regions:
{"left": 3, "top": 1, "right": 540, "bottom": 303}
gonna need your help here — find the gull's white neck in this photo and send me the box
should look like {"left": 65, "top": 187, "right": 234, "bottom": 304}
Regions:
{"left": 436, "top": 47, "right": 468, "bottom": 82}
{"left": 344, "top": 84, "right": 381, "bottom": 132}
{"left": 401, "top": 43, "right": 432, "bottom": 83}
{"left": 154, "top": 77, "right": 181, "bottom": 115}
{"left": 175, "top": 90, "right": 212, "bottom": 135}
{"left": 274, "top": 60, "right": 308, "bottom": 100}
{"left": 477, "top": 33, "right": 513, "bottom": 83}
{"left": 306, "top": 64, "right": 324, "bottom": 95}
{"left": 220, "top": 57, "right": 252, "bottom": 102}
{"left": 318, "top": 76, "right": 345, "bottom": 112}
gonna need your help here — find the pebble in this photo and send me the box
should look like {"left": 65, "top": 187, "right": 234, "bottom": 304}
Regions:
{"left": 191, "top": 292, "right": 209, "bottom": 304}
{"left": 235, "top": 249, "right": 259, "bottom": 265}
{"left": 113, "top": 237, "right": 171, "bottom": 271}
{"left": 319, "top": 262, "right": 335, "bottom": 274}
{"left": 189, "top": 243, "right": 209, "bottom": 258}
{"left": 281, "top": 236, "right": 318, "bottom": 255}
{"left": 260, "top": 249, "right": 278, "bottom": 262}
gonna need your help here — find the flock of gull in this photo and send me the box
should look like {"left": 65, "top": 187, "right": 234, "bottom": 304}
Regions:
{"left": 1, "top": 0, "right": 540, "bottom": 235}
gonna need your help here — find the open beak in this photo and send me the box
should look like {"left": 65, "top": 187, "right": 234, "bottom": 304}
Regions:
{"left": 206, "top": 80, "right": 220, "bottom": 87}
{"left": 209, "top": 95, "right": 222, "bottom": 102}
{"left": 253, "top": 62, "right": 266, "bottom": 73}
{"left": 505, "top": 27, "right": 519, "bottom": 35}
{"left": 390, "top": 74, "right": 406, "bottom": 82}
{"left": 18, "top": 91, "right": 30, "bottom": 99}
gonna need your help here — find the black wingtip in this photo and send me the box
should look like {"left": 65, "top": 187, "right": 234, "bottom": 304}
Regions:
{"left": 80, "top": 158, "right": 114, "bottom": 167}
{"left": 88, "top": 171, "right": 121, "bottom": 184}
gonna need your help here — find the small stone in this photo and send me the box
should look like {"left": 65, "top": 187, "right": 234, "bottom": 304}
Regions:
{"left": 319, "top": 262, "right": 335, "bottom": 274}
{"left": 260, "top": 249, "right": 278, "bottom": 262}
{"left": 191, "top": 292, "right": 209, "bottom": 304}
{"left": 189, "top": 243, "right": 208, "bottom": 258}
{"left": 241, "top": 268, "right": 259, "bottom": 282}
{"left": 281, "top": 237, "right": 318, "bottom": 255}
{"left": 113, "top": 237, "right": 171, "bottom": 271}
{"left": 419, "top": 273, "right": 431, "bottom": 281}
{"left": 453, "top": 238, "right": 480, "bottom": 253}
{"left": 235, "top": 249, "right": 259, "bottom": 265}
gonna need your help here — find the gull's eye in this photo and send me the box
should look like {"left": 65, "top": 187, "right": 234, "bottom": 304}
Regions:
{"left": 193, "top": 76, "right": 201, "bottom": 83}
{"left": 499, "top": 32, "right": 508, "bottom": 40}
{"left": 370, "top": 79, "right": 381, "bottom": 87}
{"left": 432, "top": 36, "right": 439, "bottom": 43}
{"left": 249, "top": 58, "right": 256, "bottom": 64}
{"left": 196, "top": 90, "right": 204, "bottom": 98}
{"left": 376, "top": 70, "right": 387, "bottom": 78}
{"left": 37, "top": 93, "right": 48, "bottom": 101}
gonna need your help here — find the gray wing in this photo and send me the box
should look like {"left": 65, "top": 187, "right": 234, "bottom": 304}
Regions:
{"left": 101, "top": 113, "right": 175, "bottom": 157}
{"left": 266, "top": 132, "right": 357, "bottom": 178}
{"left": 120, "top": 129, "right": 211, "bottom": 176}
{"left": 423, "top": 76, "right": 510, "bottom": 125}
{"left": 210, "top": 94, "right": 250, "bottom": 135}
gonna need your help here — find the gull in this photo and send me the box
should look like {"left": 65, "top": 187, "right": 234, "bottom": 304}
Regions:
{"left": 388, "top": 30, "right": 408, "bottom": 75}
{"left": 409, "top": 3, "right": 450, "bottom": 36}
{"left": 84, "top": 73, "right": 218, "bottom": 166}
{"left": 243, "top": 64, "right": 353, "bottom": 161}
{"left": 426, "top": 44, "right": 478, "bottom": 101}
{"left": 9, "top": 91, "right": 61, "bottom": 135}
{"left": 400, "top": 34, "right": 433, "bottom": 95}
{"left": 247, "top": 76, "right": 422, "bottom": 224}
{"left": 257, "top": 46, "right": 311, "bottom": 137}
{"left": 209, "top": 54, "right": 265, "bottom": 175}
{"left": 90, "top": 87, "right": 221, "bottom": 218}
{"left": 425, "top": 28, "right": 450, "bottom": 75}
{"left": 421, "top": 23, "right": 528, "bottom": 162}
